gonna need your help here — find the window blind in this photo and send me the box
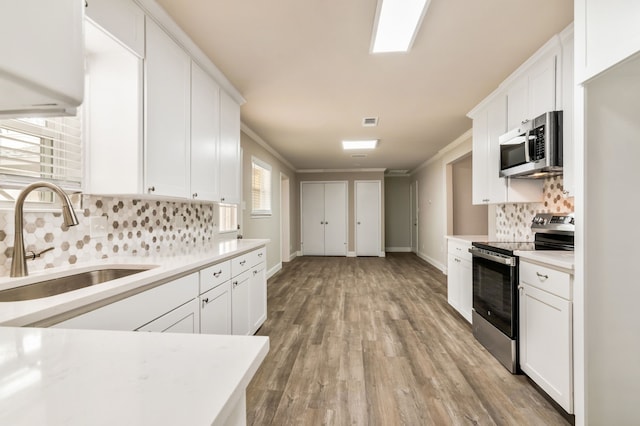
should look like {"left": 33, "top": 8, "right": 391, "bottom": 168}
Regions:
{"left": 0, "top": 115, "right": 82, "bottom": 189}
{"left": 219, "top": 203, "right": 238, "bottom": 233}
{"left": 251, "top": 157, "right": 271, "bottom": 216}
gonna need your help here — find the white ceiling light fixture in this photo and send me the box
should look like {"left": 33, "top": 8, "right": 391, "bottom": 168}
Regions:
{"left": 342, "top": 140, "right": 378, "bottom": 150}
{"left": 371, "top": 0, "right": 431, "bottom": 53}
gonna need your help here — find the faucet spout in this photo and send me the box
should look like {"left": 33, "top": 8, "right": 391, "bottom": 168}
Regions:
{"left": 10, "top": 181, "right": 80, "bottom": 277}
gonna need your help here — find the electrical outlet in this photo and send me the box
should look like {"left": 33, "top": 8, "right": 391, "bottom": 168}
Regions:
{"left": 90, "top": 216, "right": 108, "bottom": 238}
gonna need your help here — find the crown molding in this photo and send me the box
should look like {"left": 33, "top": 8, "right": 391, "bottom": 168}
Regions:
{"left": 297, "top": 168, "right": 387, "bottom": 173}
{"left": 240, "top": 123, "right": 296, "bottom": 171}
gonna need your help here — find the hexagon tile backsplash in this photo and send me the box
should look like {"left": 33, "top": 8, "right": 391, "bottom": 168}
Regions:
{"left": 495, "top": 175, "right": 574, "bottom": 241}
{"left": 0, "top": 195, "right": 218, "bottom": 277}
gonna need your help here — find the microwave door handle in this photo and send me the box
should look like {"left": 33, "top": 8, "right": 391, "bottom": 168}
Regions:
{"left": 524, "top": 132, "right": 531, "bottom": 163}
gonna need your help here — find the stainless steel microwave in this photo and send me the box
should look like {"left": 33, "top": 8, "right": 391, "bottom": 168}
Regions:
{"left": 498, "top": 111, "right": 563, "bottom": 178}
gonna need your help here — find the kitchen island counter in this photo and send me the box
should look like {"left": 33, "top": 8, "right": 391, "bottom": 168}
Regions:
{"left": 0, "top": 326, "right": 268, "bottom": 425}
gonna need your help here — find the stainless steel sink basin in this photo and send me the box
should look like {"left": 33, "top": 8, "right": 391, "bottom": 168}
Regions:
{"left": 0, "top": 268, "right": 153, "bottom": 302}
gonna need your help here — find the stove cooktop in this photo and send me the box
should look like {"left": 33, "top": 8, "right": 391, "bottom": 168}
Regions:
{"left": 472, "top": 240, "right": 574, "bottom": 256}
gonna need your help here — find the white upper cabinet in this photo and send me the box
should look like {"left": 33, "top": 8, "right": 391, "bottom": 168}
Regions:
{"left": 85, "top": 0, "right": 145, "bottom": 58}
{"left": 560, "top": 25, "right": 576, "bottom": 197}
{"left": 0, "top": 0, "right": 84, "bottom": 117}
{"left": 191, "top": 62, "right": 221, "bottom": 202}
{"left": 218, "top": 90, "right": 242, "bottom": 204}
{"left": 471, "top": 93, "right": 507, "bottom": 205}
{"left": 506, "top": 45, "right": 558, "bottom": 129}
{"left": 575, "top": 0, "right": 640, "bottom": 84}
{"left": 145, "top": 17, "right": 191, "bottom": 199}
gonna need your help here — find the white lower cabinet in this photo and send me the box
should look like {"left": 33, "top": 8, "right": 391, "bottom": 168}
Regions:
{"left": 447, "top": 240, "right": 473, "bottom": 323}
{"left": 231, "top": 270, "right": 251, "bottom": 336}
{"left": 52, "top": 247, "right": 268, "bottom": 337}
{"left": 519, "top": 260, "right": 573, "bottom": 413}
{"left": 137, "top": 298, "right": 199, "bottom": 333}
{"left": 249, "top": 262, "right": 267, "bottom": 334}
{"left": 52, "top": 273, "right": 199, "bottom": 331}
{"left": 200, "top": 281, "right": 232, "bottom": 335}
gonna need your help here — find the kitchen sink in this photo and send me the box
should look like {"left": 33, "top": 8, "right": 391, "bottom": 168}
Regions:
{"left": 0, "top": 267, "right": 155, "bottom": 302}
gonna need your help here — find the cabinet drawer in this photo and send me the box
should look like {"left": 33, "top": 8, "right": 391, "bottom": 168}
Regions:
{"left": 200, "top": 261, "right": 231, "bottom": 294}
{"left": 249, "top": 247, "right": 266, "bottom": 266}
{"left": 520, "top": 261, "right": 572, "bottom": 299}
{"left": 448, "top": 240, "right": 472, "bottom": 262}
{"left": 231, "top": 252, "right": 252, "bottom": 276}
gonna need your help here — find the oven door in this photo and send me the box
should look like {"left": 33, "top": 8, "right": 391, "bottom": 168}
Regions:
{"left": 470, "top": 248, "right": 518, "bottom": 338}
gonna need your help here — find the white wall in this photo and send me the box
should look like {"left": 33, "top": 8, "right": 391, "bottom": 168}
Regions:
{"left": 411, "top": 131, "right": 473, "bottom": 271}
{"left": 580, "top": 53, "right": 640, "bottom": 424}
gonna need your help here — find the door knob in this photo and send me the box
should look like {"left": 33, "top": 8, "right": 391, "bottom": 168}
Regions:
{"left": 357, "top": 222, "right": 361, "bottom": 225}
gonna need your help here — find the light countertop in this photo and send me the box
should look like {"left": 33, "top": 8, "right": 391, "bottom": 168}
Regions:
{"left": 0, "top": 239, "right": 269, "bottom": 327}
{"left": 446, "top": 235, "right": 488, "bottom": 243}
{"left": 515, "top": 250, "right": 575, "bottom": 272}
{"left": 0, "top": 326, "right": 269, "bottom": 425}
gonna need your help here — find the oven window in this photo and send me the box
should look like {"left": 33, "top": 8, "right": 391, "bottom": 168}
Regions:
{"left": 472, "top": 256, "right": 517, "bottom": 338}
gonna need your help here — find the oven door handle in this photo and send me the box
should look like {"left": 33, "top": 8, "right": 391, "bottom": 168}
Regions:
{"left": 469, "top": 247, "right": 516, "bottom": 266}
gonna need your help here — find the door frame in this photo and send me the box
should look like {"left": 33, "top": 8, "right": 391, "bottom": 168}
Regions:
{"left": 280, "top": 172, "right": 291, "bottom": 262}
{"left": 411, "top": 180, "right": 419, "bottom": 253}
{"left": 354, "top": 180, "right": 383, "bottom": 257}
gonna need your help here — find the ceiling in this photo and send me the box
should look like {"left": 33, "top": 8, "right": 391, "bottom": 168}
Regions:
{"left": 155, "top": 0, "right": 573, "bottom": 172}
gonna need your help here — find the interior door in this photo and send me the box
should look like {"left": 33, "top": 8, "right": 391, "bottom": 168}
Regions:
{"left": 355, "top": 181, "right": 381, "bottom": 256}
{"left": 323, "top": 182, "right": 347, "bottom": 256}
{"left": 301, "top": 183, "right": 326, "bottom": 255}
{"left": 411, "top": 181, "right": 418, "bottom": 253}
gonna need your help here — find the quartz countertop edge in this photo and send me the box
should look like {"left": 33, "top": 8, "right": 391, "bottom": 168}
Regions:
{"left": 0, "top": 327, "right": 270, "bottom": 425}
{"left": 445, "top": 235, "right": 488, "bottom": 243}
{"left": 0, "top": 239, "right": 269, "bottom": 326}
{"left": 514, "top": 250, "right": 575, "bottom": 272}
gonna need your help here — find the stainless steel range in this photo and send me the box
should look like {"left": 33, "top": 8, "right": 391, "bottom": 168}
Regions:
{"left": 469, "top": 213, "right": 575, "bottom": 373}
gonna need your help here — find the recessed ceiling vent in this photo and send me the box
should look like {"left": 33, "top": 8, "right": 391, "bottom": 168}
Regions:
{"left": 362, "top": 117, "right": 378, "bottom": 127}
{"left": 351, "top": 154, "right": 368, "bottom": 158}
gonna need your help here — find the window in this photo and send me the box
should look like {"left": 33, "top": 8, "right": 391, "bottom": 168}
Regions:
{"left": 251, "top": 157, "right": 272, "bottom": 216}
{"left": 219, "top": 203, "right": 238, "bottom": 233}
{"left": 0, "top": 114, "right": 82, "bottom": 203}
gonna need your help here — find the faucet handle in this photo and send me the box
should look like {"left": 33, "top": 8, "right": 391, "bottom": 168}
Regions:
{"left": 26, "top": 247, "right": 55, "bottom": 261}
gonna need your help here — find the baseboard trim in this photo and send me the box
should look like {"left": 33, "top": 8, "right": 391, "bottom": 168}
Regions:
{"left": 385, "top": 247, "right": 412, "bottom": 252}
{"left": 267, "top": 262, "right": 282, "bottom": 279}
{"left": 347, "top": 251, "right": 356, "bottom": 258}
{"left": 416, "top": 251, "right": 446, "bottom": 273}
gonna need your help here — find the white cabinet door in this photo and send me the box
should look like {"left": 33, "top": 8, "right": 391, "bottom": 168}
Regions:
{"left": 200, "top": 281, "right": 232, "bottom": 335}
{"left": 323, "top": 182, "right": 348, "bottom": 256}
{"left": 231, "top": 270, "right": 251, "bottom": 335}
{"left": 301, "top": 183, "right": 326, "bottom": 255}
{"left": 145, "top": 18, "right": 191, "bottom": 198}
{"left": 249, "top": 263, "right": 267, "bottom": 334}
{"left": 191, "top": 62, "right": 220, "bottom": 202}
{"left": 575, "top": 0, "right": 640, "bottom": 83}
{"left": 519, "top": 284, "right": 573, "bottom": 413}
{"left": 137, "top": 299, "right": 199, "bottom": 333}
{"left": 506, "top": 76, "right": 529, "bottom": 130}
{"left": 528, "top": 54, "right": 557, "bottom": 118}
{"left": 1, "top": 0, "right": 84, "bottom": 114}
{"left": 219, "top": 90, "right": 241, "bottom": 204}
{"left": 52, "top": 273, "right": 199, "bottom": 331}
{"left": 355, "top": 181, "right": 381, "bottom": 257}
{"left": 447, "top": 253, "right": 461, "bottom": 311}
{"left": 471, "top": 94, "right": 507, "bottom": 205}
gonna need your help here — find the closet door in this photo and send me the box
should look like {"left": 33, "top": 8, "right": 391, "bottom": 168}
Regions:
{"left": 323, "top": 182, "right": 347, "bottom": 256}
{"left": 355, "top": 181, "right": 381, "bottom": 256}
{"left": 301, "top": 183, "right": 325, "bottom": 255}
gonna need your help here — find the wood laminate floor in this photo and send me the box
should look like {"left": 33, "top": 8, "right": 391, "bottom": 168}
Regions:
{"left": 246, "top": 253, "right": 569, "bottom": 425}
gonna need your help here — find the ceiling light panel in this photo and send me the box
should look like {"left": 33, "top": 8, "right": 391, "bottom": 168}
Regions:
{"left": 342, "top": 140, "right": 378, "bottom": 150}
{"left": 371, "top": 0, "right": 431, "bottom": 53}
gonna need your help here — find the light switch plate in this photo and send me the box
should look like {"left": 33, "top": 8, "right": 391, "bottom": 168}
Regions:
{"left": 90, "top": 216, "right": 108, "bottom": 238}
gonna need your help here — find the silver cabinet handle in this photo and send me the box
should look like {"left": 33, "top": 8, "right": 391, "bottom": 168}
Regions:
{"left": 192, "top": 192, "right": 198, "bottom": 198}
{"left": 253, "top": 270, "right": 258, "bottom": 275}
{"left": 536, "top": 272, "right": 549, "bottom": 280}
{"left": 240, "top": 260, "right": 246, "bottom": 266}
{"left": 148, "top": 186, "right": 155, "bottom": 193}
{"left": 213, "top": 270, "right": 223, "bottom": 278}
{"left": 233, "top": 281, "right": 238, "bottom": 288}
{"left": 258, "top": 252, "right": 263, "bottom": 257}
{"left": 201, "top": 297, "right": 209, "bottom": 308}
